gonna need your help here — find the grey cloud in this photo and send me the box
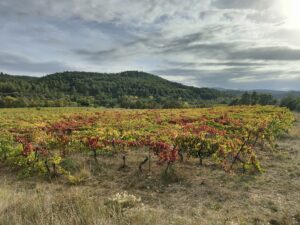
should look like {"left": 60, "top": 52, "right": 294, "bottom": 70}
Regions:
{"left": 0, "top": 0, "right": 210, "bottom": 26}
{"left": 246, "top": 11, "right": 284, "bottom": 24}
{"left": 74, "top": 37, "right": 152, "bottom": 62}
{"left": 230, "top": 47, "right": 300, "bottom": 61}
{"left": 156, "top": 60, "right": 267, "bottom": 69}
{"left": 160, "top": 42, "right": 235, "bottom": 59}
{"left": 0, "top": 52, "right": 70, "bottom": 74}
{"left": 159, "top": 39, "right": 300, "bottom": 62}
{"left": 152, "top": 68, "right": 207, "bottom": 77}
{"left": 212, "top": 0, "right": 273, "bottom": 9}
{"left": 164, "top": 32, "right": 209, "bottom": 48}
{"left": 153, "top": 68, "right": 300, "bottom": 90}
{"left": 202, "top": 62, "right": 267, "bottom": 67}
{"left": 75, "top": 49, "right": 119, "bottom": 61}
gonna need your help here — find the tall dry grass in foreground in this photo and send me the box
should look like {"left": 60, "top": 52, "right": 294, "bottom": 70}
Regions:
{"left": 0, "top": 185, "right": 197, "bottom": 225}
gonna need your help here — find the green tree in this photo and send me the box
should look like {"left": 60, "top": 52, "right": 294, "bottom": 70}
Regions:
{"left": 251, "top": 91, "right": 258, "bottom": 105}
{"left": 240, "top": 92, "right": 251, "bottom": 105}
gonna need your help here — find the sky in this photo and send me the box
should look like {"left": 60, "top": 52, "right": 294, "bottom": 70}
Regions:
{"left": 1, "top": 0, "right": 300, "bottom": 90}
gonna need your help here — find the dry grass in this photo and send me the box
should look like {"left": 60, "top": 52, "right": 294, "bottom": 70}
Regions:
{"left": 0, "top": 115, "right": 300, "bottom": 225}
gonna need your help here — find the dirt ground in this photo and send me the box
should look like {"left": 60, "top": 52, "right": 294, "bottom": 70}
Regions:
{"left": 0, "top": 115, "right": 299, "bottom": 225}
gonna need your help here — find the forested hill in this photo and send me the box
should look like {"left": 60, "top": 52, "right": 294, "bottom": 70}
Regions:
{"left": 0, "top": 71, "right": 230, "bottom": 108}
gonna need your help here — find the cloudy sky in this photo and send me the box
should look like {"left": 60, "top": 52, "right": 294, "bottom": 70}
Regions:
{"left": 1, "top": 0, "right": 300, "bottom": 90}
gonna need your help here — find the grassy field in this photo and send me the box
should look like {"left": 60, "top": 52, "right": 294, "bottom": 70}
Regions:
{"left": 0, "top": 108, "right": 299, "bottom": 225}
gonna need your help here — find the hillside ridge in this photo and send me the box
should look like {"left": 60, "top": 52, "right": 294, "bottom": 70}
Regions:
{"left": 0, "top": 71, "right": 225, "bottom": 108}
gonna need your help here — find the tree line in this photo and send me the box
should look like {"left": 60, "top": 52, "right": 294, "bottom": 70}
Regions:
{"left": 0, "top": 71, "right": 230, "bottom": 108}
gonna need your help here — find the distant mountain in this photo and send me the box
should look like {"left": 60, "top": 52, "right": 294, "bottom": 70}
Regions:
{"left": 251, "top": 89, "right": 300, "bottom": 99}
{"left": 214, "top": 87, "right": 300, "bottom": 99}
{"left": 0, "top": 71, "right": 232, "bottom": 108}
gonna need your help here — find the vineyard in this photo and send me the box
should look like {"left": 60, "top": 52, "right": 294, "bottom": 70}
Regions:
{"left": 0, "top": 106, "right": 295, "bottom": 181}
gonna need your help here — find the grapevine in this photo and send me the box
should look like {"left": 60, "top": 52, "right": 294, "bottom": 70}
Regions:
{"left": 0, "top": 106, "right": 295, "bottom": 178}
